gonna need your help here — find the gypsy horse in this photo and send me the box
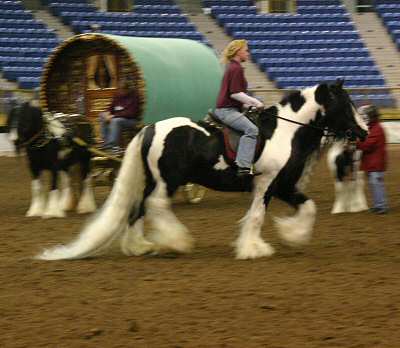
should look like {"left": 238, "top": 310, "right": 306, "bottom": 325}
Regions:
{"left": 327, "top": 140, "right": 368, "bottom": 214}
{"left": 8, "top": 101, "right": 97, "bottom": 218}
{"left": 37, "top": 80, "right": 368, "bottom": 260}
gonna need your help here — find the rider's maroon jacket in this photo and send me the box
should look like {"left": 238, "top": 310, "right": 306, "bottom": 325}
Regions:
{"left": 216, "top": 59, "right": 247, "bottom": 110}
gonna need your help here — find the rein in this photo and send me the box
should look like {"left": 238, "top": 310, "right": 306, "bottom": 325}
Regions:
{"left": 254, "top": 108, "right": 348, "bottom": 139}
{"left": 274, "top": 114, "right": 330, "bottom": 134}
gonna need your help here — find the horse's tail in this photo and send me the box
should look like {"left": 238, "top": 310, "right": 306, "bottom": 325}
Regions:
{"left": 36, "top": 130, "right": 146, "bottom": 260}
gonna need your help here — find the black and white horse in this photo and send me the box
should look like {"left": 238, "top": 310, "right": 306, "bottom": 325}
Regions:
{"left": 38, "top": 80, "right": 367, "bottom": 260}
{"left": 8, "top": 101, "right": 96, "bottom": 218}
{"left": 327, "top": 140, "right": 368, "bottom": 214}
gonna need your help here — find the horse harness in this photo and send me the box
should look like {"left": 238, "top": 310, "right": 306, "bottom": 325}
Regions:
{"left": 18, "top": 113, "right": 93, "bottom": 151}
{"left": 18, "top": 124, "right": 49, "bottom": 148}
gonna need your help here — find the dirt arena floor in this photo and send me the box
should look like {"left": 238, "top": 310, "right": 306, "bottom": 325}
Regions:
{"left": 1, "top": 146, "right": 400, "bottom": 348}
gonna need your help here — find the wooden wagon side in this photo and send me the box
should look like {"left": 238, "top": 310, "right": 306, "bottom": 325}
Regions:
{"left": 40, "top": 33, "right": 222, "bottom": 132}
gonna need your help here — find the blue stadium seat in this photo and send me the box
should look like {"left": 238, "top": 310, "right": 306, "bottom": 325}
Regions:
{"left": 3, "top": 66, "right": 42, "bottom": 81}
{"left": 276, "top": 75, "right": 385, "bottom": 89}
{"left": 296, "top": 0, "right": 342, "bottom": 5}
{"left": 211, "top": 5, "right": 257, "bottom": 17}
{"left": 0, "top": 56, "right": 46, "bottom": 68}
{"left": 0, "top": 19, "right": 45, "bottom": 29}
{"left": 0, "top": 28, "right": 56, "bottom": 38}
{"left": 18, "top": 76, "right": 41, "bottom": 89}
{"left": 49, "top": 2, "right": 96, "bottom": 17}
{"left": 0, "top": 1, "right": 25, "bottom": 11}
{"left": 250, "top": 47, "right": 370, "bottom": 60}
{"left": 203, "top": 0, "right": 253, "bottom": 7}
{"left": 0, "top": 10, "right": 33, "bottom": 20}
{"left": 207, "top": 0, "right": 391, "bottom": 102}
{"left": 297, "top": 5, "right": 347, "bottom": 15}
{"left": 133, "top": 5, "right": 181, "bottom": 14}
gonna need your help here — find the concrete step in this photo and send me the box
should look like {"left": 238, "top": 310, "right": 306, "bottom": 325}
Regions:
{"left": 174, "top": 0, "right": 204, "bottom": 14}
{"left": 21, "top": 0, "right": 73, "bottom": 40}
{"left": 31, "top": 9, "right": 74, "bottom": 41}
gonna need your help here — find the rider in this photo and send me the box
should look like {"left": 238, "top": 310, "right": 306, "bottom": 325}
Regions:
{"left": 214, "top": 39, "right": 264, "bottom": 177}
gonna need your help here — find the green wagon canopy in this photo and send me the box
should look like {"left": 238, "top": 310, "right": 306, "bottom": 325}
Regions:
{"left": 40, "top": 33, "right": 223, "bottom": 123}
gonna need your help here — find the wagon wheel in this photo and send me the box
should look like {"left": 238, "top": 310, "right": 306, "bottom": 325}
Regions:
{"left": 182, "top": 183, "right": 206, "bottom": 204}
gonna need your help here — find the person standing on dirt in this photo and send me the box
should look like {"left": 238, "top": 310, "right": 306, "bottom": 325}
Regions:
{"left": 99, "top": 80, "right": 140, "bottom": 154}
{"left": 214, "top": 39, "right": 264, "bottom": 177}
{"left": 356, "top": 104, "right": 388, "bottom": 214}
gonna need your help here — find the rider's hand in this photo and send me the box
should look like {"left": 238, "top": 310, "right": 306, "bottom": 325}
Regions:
{"left": 253, "top": 98, "right": 264, "bottom": 109}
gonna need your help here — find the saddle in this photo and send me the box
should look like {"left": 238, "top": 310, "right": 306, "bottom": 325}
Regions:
{"left": 203, "top": 109, "right": 264, "bottom": 165}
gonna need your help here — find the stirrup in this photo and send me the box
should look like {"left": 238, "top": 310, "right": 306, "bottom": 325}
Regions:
{"left": 237, "top": 166, "right": 262, "bottom": 177}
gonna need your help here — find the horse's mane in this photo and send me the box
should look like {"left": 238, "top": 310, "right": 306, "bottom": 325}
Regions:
{"left": 278, "top": 88, "right": 311, "bottom": 114}
{"left": 279, "top": 89, "right": 302, "bottom": 105}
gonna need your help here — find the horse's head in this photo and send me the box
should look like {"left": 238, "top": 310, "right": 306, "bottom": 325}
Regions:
{"left": 315, "top": 79, "right": 368, "bottom": 141}
{"left": 7, "top": 102, "right": 44, "bottom": 151}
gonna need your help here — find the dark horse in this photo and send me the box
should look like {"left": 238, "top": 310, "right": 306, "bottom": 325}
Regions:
{"left": 8, "top": 101, "right": 96, "bottom": 218}
{"left": 38, "top": 80, "right": 367, "bottom": 260}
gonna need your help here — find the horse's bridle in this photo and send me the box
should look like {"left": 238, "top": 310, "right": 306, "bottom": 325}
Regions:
{"left": 249, "top": 107, "right": 338, "bottom": 139}
{"left": 250, "top": 106, "right": 355, "bottom": 141}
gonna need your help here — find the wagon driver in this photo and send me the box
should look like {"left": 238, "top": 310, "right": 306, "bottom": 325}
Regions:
{"left": 99, "top": 79, "right": 140, "bottom": 154}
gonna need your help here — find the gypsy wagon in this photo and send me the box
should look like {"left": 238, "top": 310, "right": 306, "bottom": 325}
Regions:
{"left": 39, "top": 33, "right": 223, "bottom": 202}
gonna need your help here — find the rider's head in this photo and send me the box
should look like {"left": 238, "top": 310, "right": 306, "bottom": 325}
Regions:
{"left": 221, "top": 39, "right": 249, "bottom": 64}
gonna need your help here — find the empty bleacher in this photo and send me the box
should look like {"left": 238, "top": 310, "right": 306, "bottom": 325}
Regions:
{"left": 0, "top": 1, "right": 61, "bottom": 89}
{"left": 0, "top": 0, "right": 210, "bottom": 89}
{"left": 205, "top": 0, "right": 394, "bottom": 106}
{"left": 375, "top": 1, "right": 400, "bottom": 51}
{"left": 46, "top": 0, "right": 207, "bottom": 43}
{"left": 0, "top": 0, "right": 399, "bottom": 104}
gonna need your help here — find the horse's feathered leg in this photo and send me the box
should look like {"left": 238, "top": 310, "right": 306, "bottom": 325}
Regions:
{"left": 348, "top": 170, "right": 368, "bottom": 212}
{"left": 36, "top": 132, "right": 146, "bottom": 260}
{"left": 273, "top": 189, "right": 316, "bottom": 247}
{"left": 145, "top": 182, "right": 194, "bottom": 254}
{"left": 235, "top": 174, "right": 276, "bottom": 259}
{"left": 120, "top": 218, "right": 156, "bottom": 256}
{"left": 59, "top": 170, "right": 75, "bottom": 212}
{"left": 43, "top": 168, "right": 65, "bottom": 218}
{"left": 120, "top": 182, "right": 156, "bottom": 256}
{"left": 76, "top": 156, "right": 96, "bottom": 214}
{"left": 26, "top": 159, "right": 46, "bottom": 217}
{"left": 26, "top": 176, "right": 46, "bottom": 217}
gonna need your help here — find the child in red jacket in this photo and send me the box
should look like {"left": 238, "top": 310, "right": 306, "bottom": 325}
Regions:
{"left": 357, "top": 105, "right": 388, "bottom": 214}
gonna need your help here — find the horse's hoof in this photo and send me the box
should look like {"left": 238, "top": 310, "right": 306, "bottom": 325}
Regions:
{"left": 76, "top": 207, "right": 96, "bottom": 214}
{"left": 26, "top": 206, "right": 45, "bottom": 217}
{"left": 235, "top": 239, "right": 275, "bottom": 259}
{"left": 42, "top": 211, "right": 66, "bottom": 219}
{"left": 121, "top": 240, "right": 156, "bottom": 256}
{"left": 26, "top": 211, "right": 43, "bottom": 217}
